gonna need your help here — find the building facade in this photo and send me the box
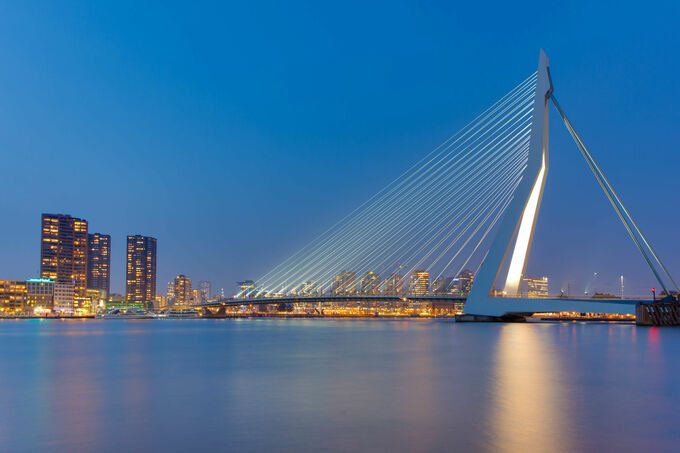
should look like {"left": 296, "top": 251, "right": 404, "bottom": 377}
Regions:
{"left": 87, "top": 233, "right": 111, "bottom": 297}
{"left": 383, "top": 273, "right": 404, "bottom": 296}
{"left": 360, "top": 271, "right": 381, "bottom": 296}
{"left": 86, "top": 288, "right": 107, "bottom": 313}
{"left": 26, "top": 278, "right": 54, "bottom": 311}
{"left": 166, "top": 281, "right": 175, "bottom": 304}
{"left": 331, "top": 271, "right": 357, "bottom": 296}
{"left": 53, "top": 282, "right": 75, "bottom": 312}
{"left": 0, "top": 280, "right": 27, "bottom": 313}
{"left": 173, "top": 275, "right": 192, "bottom": 305}
{"left": 409, "top": 270, "right": 430, "bottom": 296}
{"left": 125, "top": 235, "right": 157, "bottom": 309}
{"left": 40, "top": 213, "right": 89, "bottom": 298}
{"left": 154, "top": 294, "right": 168, "bottom": 309}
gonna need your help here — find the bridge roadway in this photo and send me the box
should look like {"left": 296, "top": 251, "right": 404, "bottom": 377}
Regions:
{"left": 194, "top": 295, "right": 648, "bottom": 314}
{"left": 197, "top": 295, "right": 466, "bottom": 308}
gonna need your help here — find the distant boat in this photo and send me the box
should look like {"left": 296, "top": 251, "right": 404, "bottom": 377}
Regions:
{"left": 96, "top": 308, "right": 156, "bottom": 319}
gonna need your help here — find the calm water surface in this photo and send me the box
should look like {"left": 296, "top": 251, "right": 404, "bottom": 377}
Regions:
{"left": 0, "top": 319, "right": 678, "bottom": 452}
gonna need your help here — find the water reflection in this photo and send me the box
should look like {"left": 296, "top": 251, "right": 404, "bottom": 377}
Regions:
{"left": 489, "top": 325, "right": 574, "bottom": 453}
{"left": 1, "top": 319, "right": 680, "bottom": 452}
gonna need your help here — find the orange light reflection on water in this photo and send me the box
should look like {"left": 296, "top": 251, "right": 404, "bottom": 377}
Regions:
{"left": 488, "top": 325, "right": 575, "bottom": 453}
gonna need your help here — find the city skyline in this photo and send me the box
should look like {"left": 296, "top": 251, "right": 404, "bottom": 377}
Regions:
{"left": 2, "top": 4, "right": 680, "bottom": 452}
{"left": 1, "top": 3, "right": 678, "bottom": 298}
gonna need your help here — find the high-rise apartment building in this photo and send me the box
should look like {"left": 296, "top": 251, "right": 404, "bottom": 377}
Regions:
{"left": 409, "top": 270, "right": 430, "bottom": 296}
{"left": 173, "top": 275, "right": 192, "bottom": 305}
{"left": 87, "top": 233, "right": 111, "bottom": 297}
{"left": 126, "top": 235, "right": 157, "bottom": 309}
{"left": 40, "top": 214, "right": 88, "bottom": 298}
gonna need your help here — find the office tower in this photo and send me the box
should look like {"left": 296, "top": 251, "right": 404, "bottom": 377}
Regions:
{"left": 330, "top": 271, "right": 357, "bottom": 296}
{"left": 87, "top": 233, "right": 111, "bottom": 297}
{"left": 524, "top": 276, "right": 549, "bottom": 298}
{"left": 360, "top": 271, "right": 381, "bottom": 296}
{"left": 453, "top": 269, "right": 475, "bottom": 296}
{"left": 192, "top": 289, "right": 202, "bottom": 304}
{"left": 198, "top": 281, "right": 211, "bottom": 301}
{"left": 383, "top": 273, "right": 404, "bottom": 296}
{"left": 0, "top": 280, "right": 27, "bottom": 313}
{"left": 409, "top": 270, "right": 429, "bottom": 296}
{"left": 173, "top": 275, "right": 192, "bottom": 305}
{"left": 126, "top": 235, "right": 157, "bottom": 309}
{"left": 40, "top": 213, "right": 89, "bottom": 298}
{"left": 26, "top": 278, "right": 54, "bottom": 311}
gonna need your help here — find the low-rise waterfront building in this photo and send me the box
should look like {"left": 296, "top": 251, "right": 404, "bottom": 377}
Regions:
{"left": 0, "top": 280, "right": 27, "bottom": 313}
{"left": 53, "top": 282, "right": 75, "bottom": 312}
{"left": 86, "top": 288, "right": 107, "bottom": 313}
{"left": 26, "top": 278, "right": 54, "bottom": 311}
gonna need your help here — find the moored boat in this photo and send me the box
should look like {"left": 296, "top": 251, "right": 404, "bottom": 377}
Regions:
{"left": 96, "top": 308, "right": 156, "bottom": 319}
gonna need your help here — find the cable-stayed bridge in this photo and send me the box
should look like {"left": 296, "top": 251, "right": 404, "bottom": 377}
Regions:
{"left": 209, "top": 50, "right": 677, "bottom": 319}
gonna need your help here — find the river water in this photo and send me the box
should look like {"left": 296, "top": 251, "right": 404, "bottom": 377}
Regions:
{"left": 0, "top": 318, "right": 677, "bottom": 452}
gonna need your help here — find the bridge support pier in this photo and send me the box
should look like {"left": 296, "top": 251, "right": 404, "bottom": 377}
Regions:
{"left": 636, "top": 302, "right": 680, "bottom": 326}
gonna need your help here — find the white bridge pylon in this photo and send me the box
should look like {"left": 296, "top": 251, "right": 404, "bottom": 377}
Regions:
{"left": 465, "top": 50, "right": 677, "bottom": 317}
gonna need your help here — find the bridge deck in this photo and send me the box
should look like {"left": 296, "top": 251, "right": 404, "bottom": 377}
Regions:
{"left": 195, "top": 296, "right": 648, "bottom": 315}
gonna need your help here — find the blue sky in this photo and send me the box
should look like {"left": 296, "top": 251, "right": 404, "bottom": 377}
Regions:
{"left": 1, "top": 1, "right": 678, "bottom": 297}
